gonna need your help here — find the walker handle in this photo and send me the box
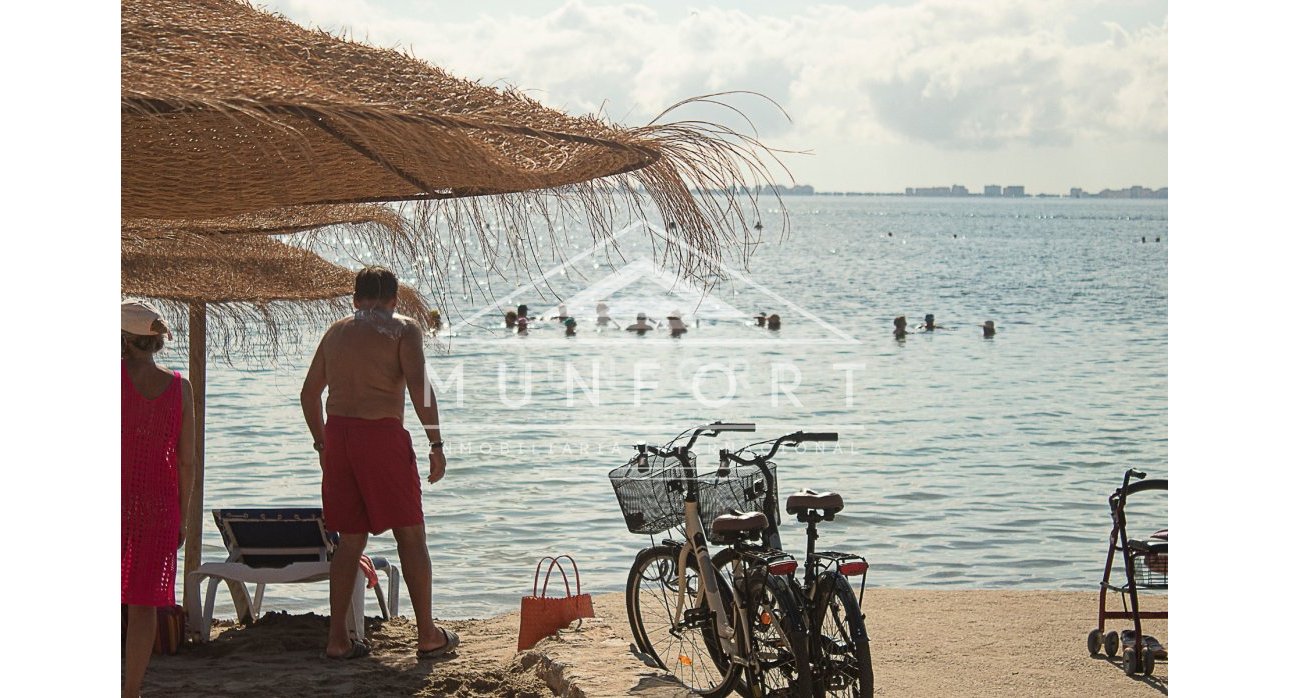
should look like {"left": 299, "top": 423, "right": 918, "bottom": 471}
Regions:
{"left": 1127, "top": 469, "right": 1146, "bottom": 480}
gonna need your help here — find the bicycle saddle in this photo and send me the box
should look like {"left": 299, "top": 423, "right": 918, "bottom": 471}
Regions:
{"left": 710, "top": 511, "right": 768, "bottom": 544}
{"left": 786, "top": 489, "right": 844, "bottom": 516}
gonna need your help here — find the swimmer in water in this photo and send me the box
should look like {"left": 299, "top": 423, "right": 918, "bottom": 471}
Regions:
{"left": 504, "top": 310, "right": 517, "bottom": 329}
{"left": 564, "top": 317, "right": 577, "bottom": 337}
{"left": 667, "top": 311, "right": 688, "bottom": 338}
{"left": 920, "top": 314, "right": 941, "bottom": 331}
{"left": 981, "top": 320, "right": 996, "bottom": 338}
{"left": 893, "top": 315, "right": 908, "bottom": 340}
{"left": 625, "top": 313, "right": 655, "bottom": 335}
{"left": 596, "top": 302, "right": 618, "bottom": 328}
{"left": 766, "top": 314, "right": 781, "bottom": 331}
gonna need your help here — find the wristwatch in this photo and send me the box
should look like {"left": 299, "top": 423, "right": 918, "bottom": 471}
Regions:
{"left": 430, "top": 441, "right": 444, "bottom": 451}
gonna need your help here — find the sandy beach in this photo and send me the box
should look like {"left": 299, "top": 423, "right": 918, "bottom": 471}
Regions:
{"left": 138, "top": 588, "right": 1166, "bottom": 696}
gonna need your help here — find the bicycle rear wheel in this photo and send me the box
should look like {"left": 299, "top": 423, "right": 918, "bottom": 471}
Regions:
{"left": 626, "top": 545, "right": 740, "bottom": 697}
{"left": 713, "top": 547, "right": 810, "bottom": 698}
{"left": 812, "top": 572, "right": 874, "bottom": 698}
{"left": 747, "top": 572, "right": 810, "bottom": 697}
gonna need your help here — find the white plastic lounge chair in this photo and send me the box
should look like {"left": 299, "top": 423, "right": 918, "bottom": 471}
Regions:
{"left": 184, "top": 508, "right": 401, "bottom": 643}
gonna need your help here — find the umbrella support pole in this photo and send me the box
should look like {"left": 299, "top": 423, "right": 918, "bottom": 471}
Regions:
{"left": 182, "top": 302, "right": 253, "bottom": 625}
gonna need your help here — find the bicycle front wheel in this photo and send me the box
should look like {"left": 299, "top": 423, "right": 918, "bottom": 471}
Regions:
{"left": 813, "top": 572, "right": 874, "bottom": 698}
{"left": 626, "top": 545, "right": 740, "bottom": 697}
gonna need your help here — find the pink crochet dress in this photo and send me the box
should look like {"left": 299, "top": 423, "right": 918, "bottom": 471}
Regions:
{"left": 121, "top": 361, "right": 183, "bottom": 606}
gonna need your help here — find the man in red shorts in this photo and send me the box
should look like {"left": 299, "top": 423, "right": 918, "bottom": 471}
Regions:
{"left": 301, "top": 266, "right": 456, "bottom": 660}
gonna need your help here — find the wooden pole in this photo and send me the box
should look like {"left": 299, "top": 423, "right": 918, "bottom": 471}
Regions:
{"left": 182, "top": 303, "right": 206, "bottom": 613}
{"left": 182, "top": 302, "right": 252, "bottom": 624}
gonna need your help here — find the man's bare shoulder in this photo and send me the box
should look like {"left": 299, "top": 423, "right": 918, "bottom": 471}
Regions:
{"left": 395, "top": 314, "right": 425, "bottom": 337}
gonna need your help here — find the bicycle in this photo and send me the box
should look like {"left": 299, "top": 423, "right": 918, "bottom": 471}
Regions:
{"left": 716, "top": 432, "right": 874, "bottom": 698}
{"left": 610, "top": 422, "right": 811, "bottom": 697}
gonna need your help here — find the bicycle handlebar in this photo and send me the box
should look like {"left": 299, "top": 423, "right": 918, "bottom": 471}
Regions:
{"left": 638, "top": 421, "right": 759, "bottom": 462}
{"left": 1120, "top": 468, "right": 1147, "bottom": 490}
{"left": 720, "top": 430, "right": 841, "bottom": 467}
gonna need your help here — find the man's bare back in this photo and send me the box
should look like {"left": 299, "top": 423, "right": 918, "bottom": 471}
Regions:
{"left": 300, "top": 268, "right": 452, "bottom": 660}
{"left": 318, "top": 309, "right": 421, "bottom": 421}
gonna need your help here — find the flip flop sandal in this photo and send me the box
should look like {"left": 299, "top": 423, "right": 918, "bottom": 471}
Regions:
{"left": 416, "top": 628, "right": 460, "bottom": 660}
{"left": 321, "top": 642, "right": 371, "bottom": 661}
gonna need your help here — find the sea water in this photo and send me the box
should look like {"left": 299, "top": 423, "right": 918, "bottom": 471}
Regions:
{"left": 179, "top": 196, "right": 1167, "bottom": 619}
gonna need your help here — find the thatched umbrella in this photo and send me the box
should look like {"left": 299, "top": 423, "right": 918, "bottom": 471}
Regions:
{"left": 122, "top": 0, "right": 787, "bottom": 284}
{"left": 123, "top": 0, "right": 788, "bottom": 608}
{"left": 123, "top": 226, "right": 436, "bottom": 613}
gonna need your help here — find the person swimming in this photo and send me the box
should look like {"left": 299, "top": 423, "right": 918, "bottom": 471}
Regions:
{"left": 666, "top": 311, "right": 688, "bottom": 338}
{"left": 893, "top": 315, "right": 908, "bottom": 339}
{"left": 504, "top": 310, "right": 517, "bottom": 329}
{"left": 516, "top": 317, "right": 529, "bottom": 335}
{"left": 595, "top": 302, "right": 615, "bottom": 327}
{"left": 920, "top": 314, "right": 941, "bottom": 331}
{"left": 564, "top": 317, "right": 577, "bottom": 337}
{"left": 766, "top": 314, "right": 781, "bottom": 331}
{"left": 625, "top": 313, "right": 654, "bottom": 335}
{"left": 981, "top": 320, "right": 996, "bottom": 338}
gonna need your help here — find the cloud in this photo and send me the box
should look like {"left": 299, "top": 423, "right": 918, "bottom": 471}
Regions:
{"left": 265, "top": 0, "right": 1167, "bottom": 185}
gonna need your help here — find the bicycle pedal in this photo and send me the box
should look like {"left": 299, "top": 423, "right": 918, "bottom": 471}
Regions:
{"left": 681, "top": 607, "right": 714, "bottom": 628}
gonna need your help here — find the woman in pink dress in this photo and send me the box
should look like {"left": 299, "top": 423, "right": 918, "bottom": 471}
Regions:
{"left": 121, "top": 300, "right": 194, "bottom": 697}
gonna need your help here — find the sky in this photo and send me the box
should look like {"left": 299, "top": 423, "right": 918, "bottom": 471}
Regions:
{"left": 260, "top": 0, "right": 1167, "bottom": 194}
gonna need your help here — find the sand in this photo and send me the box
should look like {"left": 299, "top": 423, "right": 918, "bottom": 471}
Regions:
{"left": 138, "top": 589, "right": 1166, "bottom": 696}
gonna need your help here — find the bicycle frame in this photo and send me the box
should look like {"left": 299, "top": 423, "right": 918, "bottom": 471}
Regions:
{"left": 649, "top": 423, "right": 799, "bottom": 688}
{"left": 674, "top": 494, "right": 740, "bottom": 656}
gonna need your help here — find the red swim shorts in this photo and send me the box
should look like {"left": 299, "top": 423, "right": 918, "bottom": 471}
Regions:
{"left": 322, "top": 416, "right": 424, "bottom": 535}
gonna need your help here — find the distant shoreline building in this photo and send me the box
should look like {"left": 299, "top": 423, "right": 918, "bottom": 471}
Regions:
{"left": 701, "top": 183, "right": 1166, "bottom": 198}
{"left": 1069, "top": 186, "right": 1167, "bottom": 199}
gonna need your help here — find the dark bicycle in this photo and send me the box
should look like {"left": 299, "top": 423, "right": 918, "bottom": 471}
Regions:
{"left": 715, "top": 432, "right": 874, "bottom": 698}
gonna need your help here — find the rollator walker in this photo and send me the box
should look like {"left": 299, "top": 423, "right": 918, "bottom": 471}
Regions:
{"left": 1086, "top": 468, "right": 1167, "bottom": 677}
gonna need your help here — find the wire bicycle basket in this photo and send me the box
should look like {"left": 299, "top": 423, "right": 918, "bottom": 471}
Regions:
{"left": 609, "top": 454, "right": 778, "bottom": 539}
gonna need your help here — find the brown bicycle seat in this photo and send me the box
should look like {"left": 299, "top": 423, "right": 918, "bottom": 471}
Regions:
{"left": 786, "top": 489, "right": 844, "bottom": 516}
{"left": 711, "top": 511, "right": 768, "bottom": 537}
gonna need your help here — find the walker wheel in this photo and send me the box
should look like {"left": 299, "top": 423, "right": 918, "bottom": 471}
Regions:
{"left": 1122, "top": 648, "right": 1139, "bottom": 676}
{"left": 1103, "top": 631, "right": 1120, "bottom": 659}
{"left": 1142, "top": 650, "right": 1155, "bottom": 677}
{"left": 1086, "top": 629, "right": 1103, "bottom": 656}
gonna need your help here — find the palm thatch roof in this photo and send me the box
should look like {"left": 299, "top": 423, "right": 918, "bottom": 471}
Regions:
{"left": 122, "top": 0, "right": 788, "bottom": 286}
{"left": 124, "top": 203, "right": 429, "bottom": 285}
{"left": 123, "top": 231, "right": 436, "bottom": 356}
{"left": 122, "top": 203, "right": 409, "bottom": 238}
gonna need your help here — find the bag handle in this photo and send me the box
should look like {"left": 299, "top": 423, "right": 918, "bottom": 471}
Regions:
{"left": 551, "top": 554, "right": 582, "bottom": 596}
{"left": 530, "top": 554, "right": 583, "bottom": 598}
{"left": 532, "top": 556, "right": 571, "bottom": 599}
